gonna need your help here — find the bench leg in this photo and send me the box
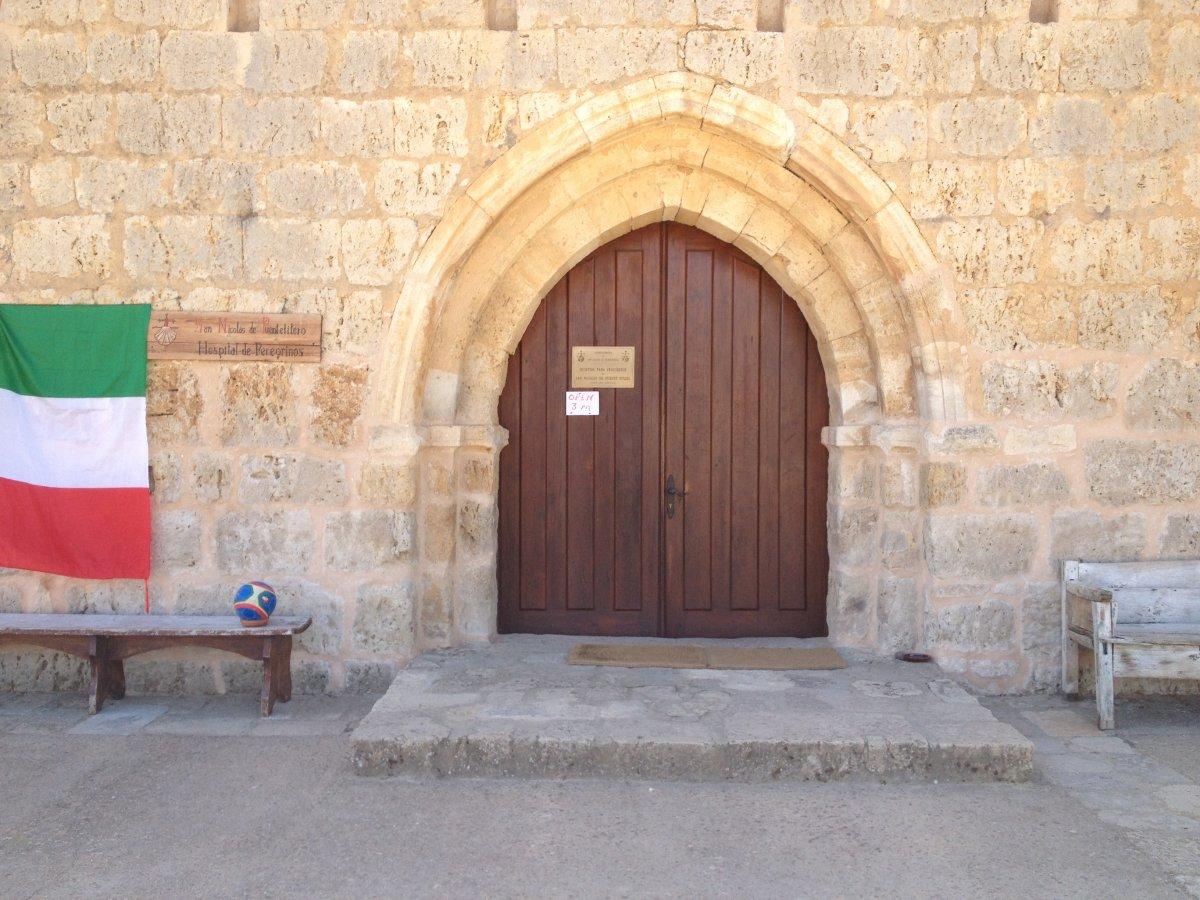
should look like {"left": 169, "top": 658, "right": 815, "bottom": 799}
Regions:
{"left": 88, "top": 638, "right": 123, "bottom": 715}
{"left": 260, "top": 639, "right": 277, "bottom": 717}
{"left": 275, "top": 637, "right": 293, "bottom": 704}
{"left": 1094, "top": 640, "right": 1115, "bottom": 730}
{"left": 1061, "top": 586, "right": 1080, "bottom": 701}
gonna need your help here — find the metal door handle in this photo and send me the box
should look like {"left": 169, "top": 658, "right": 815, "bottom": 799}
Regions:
{"left": 665, "top": 474, "right": 687, "bottom": 518}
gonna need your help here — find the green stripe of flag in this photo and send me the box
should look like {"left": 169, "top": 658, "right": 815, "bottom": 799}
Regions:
{"left": 0, "top": 304, "right": 151, "bottom": 399}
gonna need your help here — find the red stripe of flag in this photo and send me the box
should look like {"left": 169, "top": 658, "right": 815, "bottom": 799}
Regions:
{"left": 0, "top": 476, "right": 150, "bottom": 580}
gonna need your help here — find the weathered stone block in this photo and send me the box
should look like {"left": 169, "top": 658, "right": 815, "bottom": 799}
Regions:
{"left": 123, "top": 216, "right": 242, "bottom": 280}
{"left": 881, "top": 512, "right": 919, "bottom": 571}
{"left": 345, "top": 660, "right": 397, "bottom": 694}
{"left": 790, "top": 26, "right": 901, "bottom": 97}
{"left": 215, "top": 509, "right": 315, "bottom": 573}
{"left": 784, "top": 0, "right": 871, "bottom": 23}
{"left": 1078, "top": 288, "right": 1171, "bottom": 351}
{"left": 239, "top": 454, "right": 349, "bottom": 504}
{"left": 849, "top": 102, "right": 926, "bottom": 163}
{"left": 1085, "top": 440, "right": 1200, "bottom": 505}
{"left": 358, "top": 460, "right": 418, "bottom": 507}
{"left": 905, "top": 27, "right": 976, "bottom": 95}
{"left": 77, "top": 159, "right": 168, "bottom": 213}
{"left": 321, "top": 98, "right": 391, "bottom": 157}
{"left": 977, "top": 463, "right": 1068, "bottom": 508}
{"left": 0, "top": 650, "right": 86, "bottom": 692}
{"left": 1003, "top": 425, "right": 1075, "bottom": 456}
{"left": 921, "top": 462, "right": 965, "bottom": 507}
{"left": 325, "top": 510, "right": 413, "bottom": 570}
{"left": 65, "top": 580, "right": 144, "bottom": 614}
{"left": 117, "top": 94, "right": 220, "bottom": 156}
{"left": 1123, "top": 95, "right": 1199, "bottom": 153}
{"left": 266, "top": 163, "right": 366, "bottom": 216}
{"left": 997, "top": 158, "right": 1074, "bottom": 217}
{"left": 979, "top": 24, "right": 1059, "bottom": 92}
{"left": 173, "top": 160, "right": 263, "bottom": 216}
{"left": 337, "top": 30, "right": 399, "bottom": 94}
{"left": 14, "top": 32, "right": 84, "bottom": 87}
{"left": 404, "top": 29, "right": 481, "bottom": 89}
{"left": 1125, "top": 360, "right": 1200, "bottom": 431}
{"left": 1145, "top": 218, "right": 1200, "bottom": 282}
{"left": 161, "top": 31, "right": 240, "bottom": 91}
{"left": 311, "top": 364, "right": 368, "bottom": 447}
{"left": 830, "top": 506, "right": 879, "bottom": 566}
{"left": 960, "top": 288, "right": 1071, "bottom": 352}
{"left": 273, "top": 579, "right": 344, "bottom": 655}
{"left": 932, "top": 424, "right": 999, "bottom": 454}
{"left": 394, "top": 97, "right": 469, "bottom": 156}
{"left": 1050, "top": 510, "right": 1145, "bottom": 561}
{"left": 1166, "top": 22, "right": 1200, "bottom": 89}
{"left": 29, "top": 160, "right": 71, "bottom": 208}
{"left": 827, "top": 570, "right": 872, "bottom": 642}
{"left": 0, "top": 93, "right": 43, "bottom": 155}
{"left": 114, "top": 0, "right": 224, "bottom": 27}
{"left": 353, "top": 582, "right": 416, "bottom": 655}
{"left": 243, "top": 218, "right": 340, "bottom": 281}
{"left": 908, "top": 161, "right": 992, "bottom": 218}
{"left": 1030, "top": 97, "right": 1113, "bottom": 156}
{"left": 377, "top": 162, "right": 461, "bottom": 217}
{"left": 932, "top": 98, "right": 1024, "bottom": 156}
{"left": 926, "top": 598, "right": 1015, "bottom": 651}
{"left": 936, "top": 219, "right": 1041, "bottom": 286}
{"left": 220, "top": 364, "right": 299, "bottom": 446}
{"left": 192, "top": 453, "right": 233, "bottom": 502}
{"left": 88, "top": 32, "right": 159, "bottom": 85}
{"left": 152, "top": 509, "right": 202, "bottom": 569}
{"left": 341, "top": 218, "right": 417, "bottom": 286}
{"left": 244, "top": 32, "right": 328, "bottom": 93}
{"left": 224, "top": 97, "right": 319, "bottom": 157}
{"left": 982, "top": 360, "right": 1117, "bottom": 421}
{"left": 147, "top": 362, "right": 202, "bottom": 444}
{"left": 457, "top": 499, "right": 497, "bottom": 560}
{"left": 12, "top": 215, "right": 110, "bottom": 280}
{"left": 557, "top": 28, "right": 677, "bottom": 85}
{"left": 151, "top": 451, "right": 183, "bottom": 503}
{"left": 261, "top": 0, "right": 346, "bottom": 28}
{"left": 877, "top": 575, "right": 919, "bottom": 653}
{"left": 925, "top": 515, "right": 1036, "bottom": 578}
{"left": 684, "top": 31, "right": 781, "bottom": 89}
{"left": 47, "top": 94, "right": 109, "bottom": 153}
{"left": 1050, "top": 218, "right": 1142, "bottom": 285}
{"left": 1084, "top": 159, "right": 1169, "bottom": 213}
{"left": 1160, "top": 514, "right": 1200, "bottom": 558}
{"left": 1059, "top": 22, "right": 1149, "bottom": 91}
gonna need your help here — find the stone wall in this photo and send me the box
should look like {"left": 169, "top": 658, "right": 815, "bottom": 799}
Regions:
{"left": 1, "top": 0, "right": 1197, "bottom": 695}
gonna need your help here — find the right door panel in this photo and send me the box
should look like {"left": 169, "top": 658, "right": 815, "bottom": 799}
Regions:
{"left": 663, "top": 224, "right": 829, "bottom": 638}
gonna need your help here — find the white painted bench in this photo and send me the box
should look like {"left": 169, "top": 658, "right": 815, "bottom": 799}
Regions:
{"left": 1061, "top": 559, "right": 1200, "bottom": 730}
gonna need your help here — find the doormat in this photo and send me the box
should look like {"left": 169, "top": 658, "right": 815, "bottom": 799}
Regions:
{"left": 567, "top": 643, "right": 847, "bottom": 671}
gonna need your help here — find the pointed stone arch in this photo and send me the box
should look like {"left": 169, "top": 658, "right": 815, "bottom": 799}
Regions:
{"left": 369, "top": 73, "right": 968, "bottom": 650}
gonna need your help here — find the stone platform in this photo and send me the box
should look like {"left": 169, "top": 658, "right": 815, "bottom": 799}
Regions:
{"left": 352, "top": 635, "right": 1033, "bottom": 782}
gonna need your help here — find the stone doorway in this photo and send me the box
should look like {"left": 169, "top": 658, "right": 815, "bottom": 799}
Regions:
{"left": 497, "top": 223, "right": 829, "bottom": 638}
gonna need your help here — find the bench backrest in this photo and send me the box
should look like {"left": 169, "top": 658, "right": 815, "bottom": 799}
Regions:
{"left": 1064, "top": 560, "right": 1200, "bottom": 625}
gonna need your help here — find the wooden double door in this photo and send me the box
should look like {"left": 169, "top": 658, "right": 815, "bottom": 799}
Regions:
{"left": 497, "top": 223, "right": 828, "bottom": 638}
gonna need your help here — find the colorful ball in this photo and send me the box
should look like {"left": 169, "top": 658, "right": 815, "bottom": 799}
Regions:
{"left": 233, "top": 581, "right": 277, "bottom": 628}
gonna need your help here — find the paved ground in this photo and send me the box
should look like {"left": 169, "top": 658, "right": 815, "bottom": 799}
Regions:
{"left": 352, "top": 635, "right": 1031, "bottom": 781}
{"left": 2, "top": 685, "right": 1199, "bottom": 897}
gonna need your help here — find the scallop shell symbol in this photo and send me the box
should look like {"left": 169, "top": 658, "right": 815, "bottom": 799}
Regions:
{"left": 154, "top": 320, "right": 178, "bottom": 346}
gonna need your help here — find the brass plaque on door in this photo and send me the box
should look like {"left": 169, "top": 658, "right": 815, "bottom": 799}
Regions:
{"left": 571, "top": 346, "right": 636, "bottom": 388}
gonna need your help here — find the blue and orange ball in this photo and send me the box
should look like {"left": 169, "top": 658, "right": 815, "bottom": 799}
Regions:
{"left": 233, "top": 581, "right": 277, "bottom": 627}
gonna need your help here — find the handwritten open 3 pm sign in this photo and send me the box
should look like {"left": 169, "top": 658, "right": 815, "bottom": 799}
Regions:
{"left": 565, "top": 391, "right": 599, "bottom": 416}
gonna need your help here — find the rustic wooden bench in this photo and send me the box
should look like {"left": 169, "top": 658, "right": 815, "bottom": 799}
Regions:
{"left": 0, "top": 614, "right": 312, "bottom": 717}
{"left": 1061, "top": 559, "right": 1200, "bottom": 730}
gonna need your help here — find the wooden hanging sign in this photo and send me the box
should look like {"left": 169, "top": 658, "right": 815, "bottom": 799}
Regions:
{"left": 147, "top": 311, "right": 322, "bottom": 362}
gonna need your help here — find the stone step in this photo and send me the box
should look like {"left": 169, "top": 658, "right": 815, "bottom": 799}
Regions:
{"left": 350, "top": 636, "right": 1033, "bottom": 783}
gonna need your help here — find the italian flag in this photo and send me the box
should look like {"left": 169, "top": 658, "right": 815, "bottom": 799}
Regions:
{"left": 0, "top": 304, "right": 152, "bottom": 580}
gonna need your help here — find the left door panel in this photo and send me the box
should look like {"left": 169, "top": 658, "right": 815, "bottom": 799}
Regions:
{"left": 497, "top": 225, "right": 664, "bottom": 636}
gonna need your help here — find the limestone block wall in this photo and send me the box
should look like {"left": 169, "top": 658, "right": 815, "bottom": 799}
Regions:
{"left": 0, "top": 0, "right": 1197, "bottom": 695}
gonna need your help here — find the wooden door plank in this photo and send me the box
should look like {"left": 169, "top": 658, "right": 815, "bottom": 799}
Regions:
{"left": 638, "top": 228, "right": 664, "bottom": 628}
{"left": 682, "top": 244, "right": 713, "bottom": 613}
{"left": 566, "top": 260, "right": 596, "bottom": 611}
{"left": 730, "top": 258, "right": 761, "bottom": 612}
{"left": 614, "top": 246, "right": 644, "bottom": 613}
{"left": 545, "top": 280, "right": 569, "bottom": 614}
{"left": 709, "top": 246, "right": 734, "bottom": 616}
{"left": 663, "top": 225, "right": 689, "bottom": 634}
{"left": 519, "top": 299, "right": 549, "bottom": 612}
{"left": 757, "top": 279, "right": 782, "bottom": 620}
{"left": 778, "top": 292, "right": 809, "bottom": 612}
{"left": 592, "top": 249, "right": 617, "bottom": 617}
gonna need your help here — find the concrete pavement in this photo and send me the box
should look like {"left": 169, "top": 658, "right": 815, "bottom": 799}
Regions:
{"left": 2, "top": 689, "right": 1199, "bottom": 898}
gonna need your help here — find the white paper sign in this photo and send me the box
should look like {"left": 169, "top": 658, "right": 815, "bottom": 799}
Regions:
{"left": 565, "top": 391, "right": 599, "bottom": 416}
